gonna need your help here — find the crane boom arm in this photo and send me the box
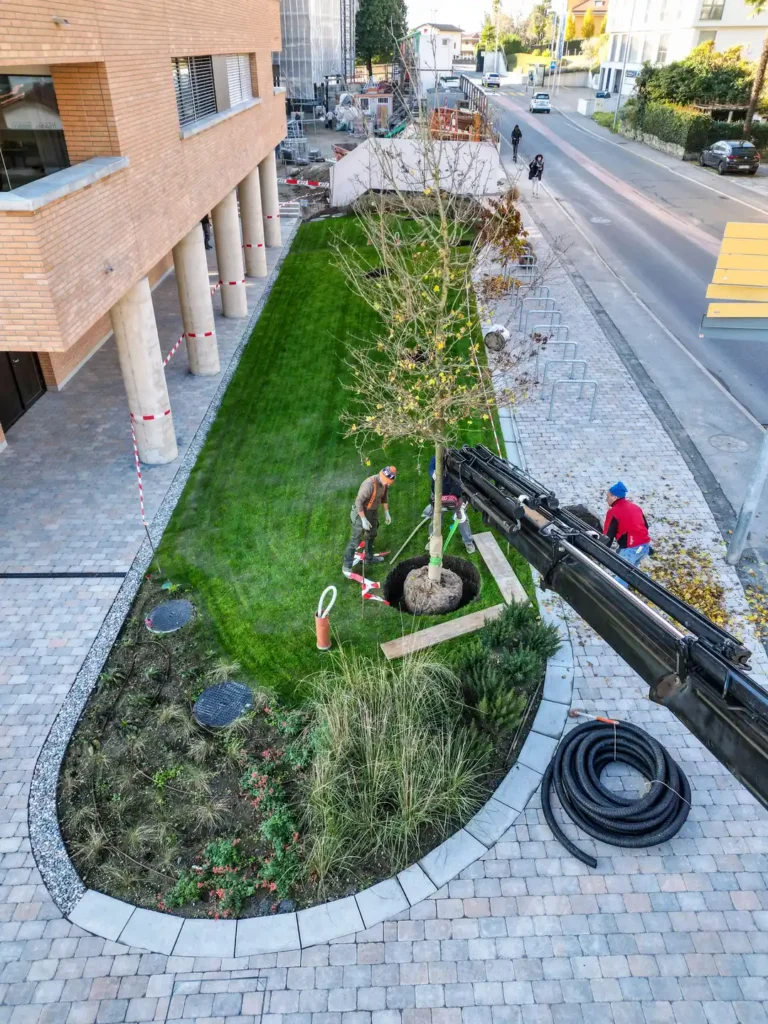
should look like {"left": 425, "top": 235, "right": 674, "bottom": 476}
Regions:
{"left": 445, "top": 444, "right": 768, "bottom": 810}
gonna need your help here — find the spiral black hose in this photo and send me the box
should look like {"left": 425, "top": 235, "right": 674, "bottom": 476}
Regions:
{"left": 541, "top": 719, "right": 691, "bottom": 868}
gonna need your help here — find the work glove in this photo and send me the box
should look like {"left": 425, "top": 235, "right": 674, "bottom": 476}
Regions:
{"left": 360, "top": 516, "right": 372, "bottom": 531}
{"left": 384, "top": 510, "right": 392, "bottom": 526}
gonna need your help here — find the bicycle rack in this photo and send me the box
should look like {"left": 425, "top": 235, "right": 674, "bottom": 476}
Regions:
{"left": 547, "top": 379, "right": 599, "bottom": 421}
{"left": 540, "top": 359, "right": 588, "bottom": 395}
{"left": 523, "top": 308, "right": 562, "bottom": 335}
{"left": 518, "top": 295, "right": 555, "bottom": 328}
{"left": 535, "top": 339, "right": 576, "bottom": 379}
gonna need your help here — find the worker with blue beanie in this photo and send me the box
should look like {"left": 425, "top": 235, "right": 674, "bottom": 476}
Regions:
{"left": 603, "top": 481, "right": 651, "bottom": 582}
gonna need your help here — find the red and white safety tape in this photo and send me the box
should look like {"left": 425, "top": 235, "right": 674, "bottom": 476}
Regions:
{"left": 130, "top": 419, "right": 148, "bottom": 527}
{"left": 277, "top": 178, "right": 329, "bottom": 188}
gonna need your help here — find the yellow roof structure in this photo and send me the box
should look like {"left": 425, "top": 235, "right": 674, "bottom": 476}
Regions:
{"left": 707, "top": 223, "right": 768, "bottom": 314}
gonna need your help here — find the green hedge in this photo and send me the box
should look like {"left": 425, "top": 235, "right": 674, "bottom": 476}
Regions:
{"left": 638, "top": 102, "right": 711, "bottom": 151}
{"left": 631, "top": 101, "right": 768, "bottom": 153}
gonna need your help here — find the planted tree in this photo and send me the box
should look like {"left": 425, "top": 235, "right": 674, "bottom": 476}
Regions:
{"left": 564, "top": 14, "right": 577, "bottom": 55}
{"left": 745, "top": 0, "right": 768, "bottom": 134}
{"left": 335, "top": 127, "right": 528, "bottom": 611}
{"left": 582, "top": 7, "right": 596, "bottom": 41}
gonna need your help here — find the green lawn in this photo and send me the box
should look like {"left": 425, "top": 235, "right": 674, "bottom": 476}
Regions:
{"left": 160, "top": 218, "right": 534, "bottom": 698}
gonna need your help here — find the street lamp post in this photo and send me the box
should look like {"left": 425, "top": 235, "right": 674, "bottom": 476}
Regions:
{"left": 613, "top": 0, "right": 638, "bottom": 131}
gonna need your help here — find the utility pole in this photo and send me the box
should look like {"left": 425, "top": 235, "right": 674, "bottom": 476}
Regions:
{"left": 726, "top": 429, "right": 768, "bottom": 565}
{"left": 613, "top": 0, "right": 638, "bottom": 131}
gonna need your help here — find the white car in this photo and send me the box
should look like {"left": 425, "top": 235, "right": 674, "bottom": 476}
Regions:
{"left": 530, "top": 92, "right": 551, "bottom": 113}
{"left": 482, "top": 72, "right": 501, "bottom": 89}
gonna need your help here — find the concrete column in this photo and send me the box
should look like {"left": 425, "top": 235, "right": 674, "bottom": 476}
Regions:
{"left": 172, "top": 223, "right": 220, "bottom": 375}
{"left": 258, "top": 149, "right": 281, "bottom": 247}
{"left": 110, "top": 276, "right": 178, "bottom": 466}
{"left": 238, "top": 167, "right": 268, "bottom": 278}
{"left": 211, "top": 189, "right": 248, "bottom": 318}
{"left": 0, "top": 421, "right": 6, "bottom": 453}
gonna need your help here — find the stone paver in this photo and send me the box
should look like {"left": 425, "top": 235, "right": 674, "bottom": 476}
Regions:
{"left": 2, "top": 211, "right": 768, "bottom": 1024}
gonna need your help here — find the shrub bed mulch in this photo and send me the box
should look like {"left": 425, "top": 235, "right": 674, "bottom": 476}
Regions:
{"left": 60, "top": 585, "right": 559, "bottom": 919}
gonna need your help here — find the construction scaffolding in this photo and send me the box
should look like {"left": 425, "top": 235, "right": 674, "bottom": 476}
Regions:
{"left": 280, "top": 0, "right": 346, "bottom": 103}
{"left": 340, "top": 0, "right": 357, "bottom": 81}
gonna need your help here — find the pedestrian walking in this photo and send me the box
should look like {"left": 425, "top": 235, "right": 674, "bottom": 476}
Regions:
{"left": 342, "top": 465, "right": 396, "bottom": 577}
{"left": 603, "top": 481, "right": 652, "bottom": 585}
{"left": 423, "top": 455, "right": 475, "bottom": 555}
{"left": 528, "top": 154, "right": 544, "bottom": 197}
{"left": 511, "top": 124, "right": 522, "bottom": 163}
{"left": 201, "top": 214, "right": 212, "bottom": 250}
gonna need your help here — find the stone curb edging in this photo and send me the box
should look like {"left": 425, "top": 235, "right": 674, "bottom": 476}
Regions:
{"left": 28, "top": 212, "right": 575, "bottom": 958}
{"left": 28, "top": 219, "right": 302, "bottom": 917}
{"left": 58, "top": 592, "right": 574, "bottom": 957}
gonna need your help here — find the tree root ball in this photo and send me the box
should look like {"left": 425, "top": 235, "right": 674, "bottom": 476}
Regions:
{"left": 403, "top": 565, "right": 463, "bottom": 616}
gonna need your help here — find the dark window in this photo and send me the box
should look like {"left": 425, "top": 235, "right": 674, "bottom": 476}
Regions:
{"left": 0, "top": 73, "right": 70, "bottom": 192}
{"left": 172, "top": 56, "right": 217, "bottom": 128}
{"left": 729, "top": 144, "right": 756, "bottom": 155}
{"left": 700, "top": 2, "right": 725, "bottom": 18}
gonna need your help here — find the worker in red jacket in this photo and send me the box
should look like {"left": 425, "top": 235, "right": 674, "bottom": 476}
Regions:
{"left": 603, "top": 481, "right": 651, "bottom": 582}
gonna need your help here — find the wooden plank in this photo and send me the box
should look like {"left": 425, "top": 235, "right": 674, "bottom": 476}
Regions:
{"left": 473, "top": 531, "right": 529, "bottom": 605}
{"left": 713, "top": 268, "right": 768, "bottom": 286}
{"left": 716, "top": 254, "right": 768, "bottom": 271}
{"left": 719, "top": 238, "right": 768, "bottom": 257}
{"left": 707, "top": 301, "right": 768, "bottom": 319}
{"left": 706, "top": 283, "right": 768, "bottom": 301}
{"left": 724, "top": 222, "right": 768, "bottom": 240}
{"left": 380, "top": 604, "right": 506, "bottom": 660}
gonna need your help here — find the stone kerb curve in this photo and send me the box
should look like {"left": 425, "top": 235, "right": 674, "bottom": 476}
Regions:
{"left": 33, "top": 584, "right": 574, "bottom": 957}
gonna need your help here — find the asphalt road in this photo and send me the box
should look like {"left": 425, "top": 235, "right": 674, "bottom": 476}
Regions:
{"left": 490, "top": 86, "right": 768, "bottom": 426}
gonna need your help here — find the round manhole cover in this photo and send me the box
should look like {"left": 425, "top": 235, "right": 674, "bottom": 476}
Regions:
{"left": 193, "top": 682, "right": 253, "bottom": 728}
{"left": 145, "top": 599, "right": 194, "bottom": 634}
{"left": 709, "top": 433, "right": 750, "bottom": 453}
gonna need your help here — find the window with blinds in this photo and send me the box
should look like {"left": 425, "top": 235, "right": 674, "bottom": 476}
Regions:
{"left": 226, "top": 55, "right": 253, "bottom": 107}
{"left": 172, "top": 56, "right": 217, "bottom": 127}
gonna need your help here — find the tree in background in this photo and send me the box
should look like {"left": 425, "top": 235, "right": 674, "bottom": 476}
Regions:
{"left": 564, "top": 14, "right": 577, "bottom": 55}
{"left": 641, "top": 42, "right": 753, "bottom": 107}
{"left": 745, "top": 0, "right": 768, "bottom": 133}
{"left": 355, "top": 0, "right": 408, "bottom": 77}
{"left": 527, "top": 2, "right": 552, "bottom": 46}
{"left": 582, "top": 7, "right": 596, "bottom": 40}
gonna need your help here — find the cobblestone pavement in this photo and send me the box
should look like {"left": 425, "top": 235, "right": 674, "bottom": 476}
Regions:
{"left": 3, "top": 217, "right": 768, "bottom": 1024}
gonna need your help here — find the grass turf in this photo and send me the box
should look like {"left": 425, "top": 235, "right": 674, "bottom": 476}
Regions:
{"left": 159, "top": 217, "right": 534, "bottom": 699}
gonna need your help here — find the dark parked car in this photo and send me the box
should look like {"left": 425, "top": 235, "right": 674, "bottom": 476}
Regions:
{"left": 699, "top": 139, "right": 760, "bottom": 176}
{"left": 595, "top": 90, "right": 611, "bottom": 98}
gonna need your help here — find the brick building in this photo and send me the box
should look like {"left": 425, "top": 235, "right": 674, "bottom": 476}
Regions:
{"left": 0, "top": 0, "right": 286, "bottom": 463}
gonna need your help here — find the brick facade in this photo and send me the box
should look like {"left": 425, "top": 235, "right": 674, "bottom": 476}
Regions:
{"left": 0, "top": 0, "right": 285, "bottom": 356}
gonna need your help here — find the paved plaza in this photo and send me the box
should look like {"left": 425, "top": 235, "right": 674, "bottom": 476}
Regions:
{"left": 1, "top": 215, "right": 768, "bottom": 1024}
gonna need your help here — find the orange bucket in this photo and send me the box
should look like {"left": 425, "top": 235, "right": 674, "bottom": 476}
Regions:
{"left": 315, "top": 586, "right": 337, "bottom": 652}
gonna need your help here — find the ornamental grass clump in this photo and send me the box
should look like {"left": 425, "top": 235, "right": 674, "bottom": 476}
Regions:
{"left": 303, "top": 652, "right": 489, "bottom": 886}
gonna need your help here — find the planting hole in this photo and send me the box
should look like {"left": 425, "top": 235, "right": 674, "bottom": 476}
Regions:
{"left": 384, "top": 555, "right": 481, "bottom": 615}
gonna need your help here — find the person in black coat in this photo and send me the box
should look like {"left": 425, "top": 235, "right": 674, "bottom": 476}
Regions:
{"left": 528, "top": 153, "right": 544, "bottom": 196}
{"left": 511, "top": 125, "right": 522, "bottom": 162}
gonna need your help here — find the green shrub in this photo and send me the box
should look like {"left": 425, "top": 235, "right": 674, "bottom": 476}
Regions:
{"left": 636, "top": 101, "right": 711, "bottom": 151}
{"left": 593, "top": 111, "right": 616, "bottom": 130}
{"left": 454, "top": 602, "right": 561, "bottom": 739}
{"left": 303, "top": 653, "right": 489, "bottom": 884}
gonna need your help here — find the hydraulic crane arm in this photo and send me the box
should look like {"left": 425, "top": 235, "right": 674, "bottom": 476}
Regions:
{"left": 445, "top": 444, "right": 768, "bottom": 810}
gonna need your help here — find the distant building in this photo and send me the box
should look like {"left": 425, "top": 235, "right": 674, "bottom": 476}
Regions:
{"left": 280, "top": 0, "right": 347, "bottom": 104}
{"left": 405, "top": 23, "right": 463, "bottom": 97}
{"left": 568, "top": 0, "right": 609, "bottom": 37}
{"left": 461, "top": 33, "right": 480, "bottom": 60}
{"left": 599, "top": 0, "right": 768, "bottom": 100}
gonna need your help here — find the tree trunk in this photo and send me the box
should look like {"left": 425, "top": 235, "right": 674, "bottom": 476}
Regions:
{"left": 367, "top": 56, "right": 374, "bottom": 77}
{"left": 745, "top": 31, "right": 768, "bottom": 136}
{"left": 428, "top": 444, "right": 444, "bottom": 584}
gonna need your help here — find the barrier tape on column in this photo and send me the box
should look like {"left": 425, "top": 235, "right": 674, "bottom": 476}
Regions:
{"left": 130, "top": 419, "right": 148, "bottom": 527}
{"left": 277, "top": 178, "right": 329, "bottom": 188}
{"left": 219, "top": 279, "right": 246, "bottom": 286}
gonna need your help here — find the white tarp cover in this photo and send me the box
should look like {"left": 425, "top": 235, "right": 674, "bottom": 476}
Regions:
{"left": 330, "top": 137, "right": 506, "bottom": 207}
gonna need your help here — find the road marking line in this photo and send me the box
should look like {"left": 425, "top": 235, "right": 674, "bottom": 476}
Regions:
{"left": 551, "top": 102, "right": 768, "bottom": 219}
{"left": 525, "top": 176, "right": 765, "bottom": 434}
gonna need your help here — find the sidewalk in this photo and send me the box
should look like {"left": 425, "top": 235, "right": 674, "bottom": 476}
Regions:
{"left": 2, "top": 214, "right": 768, "bottom": 1024}
{"left": 552, "top": 86, "right": 768, "bottom": 202}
